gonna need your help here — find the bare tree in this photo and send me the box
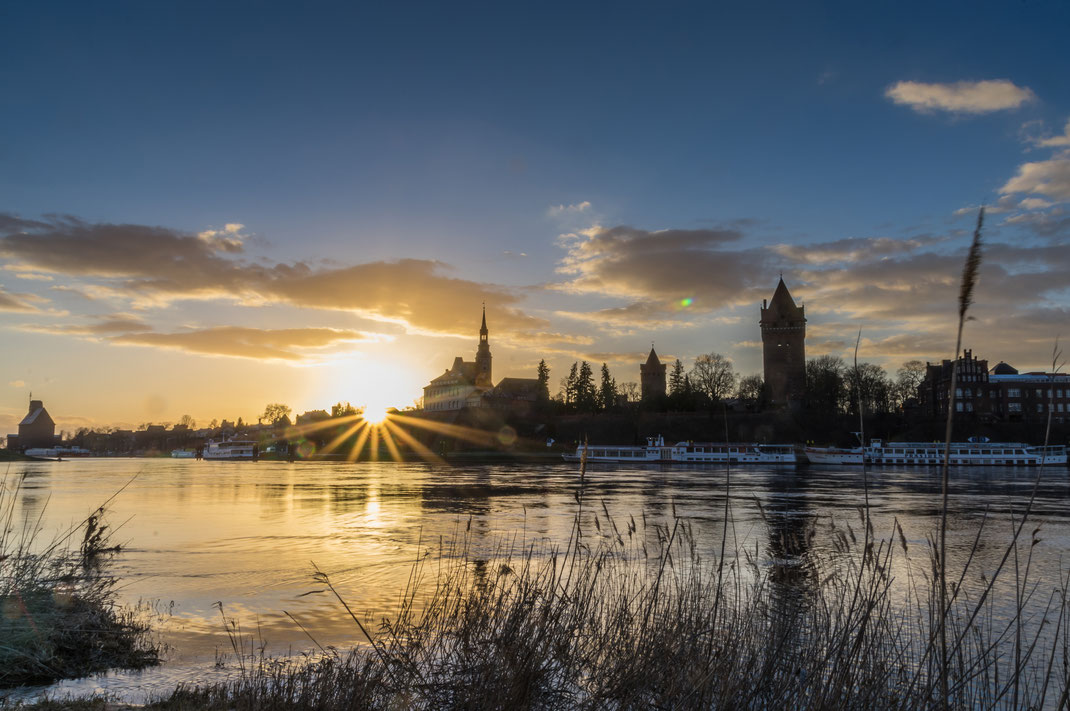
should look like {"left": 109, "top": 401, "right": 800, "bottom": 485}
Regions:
{"left": 690, "top": 353, "right": 737, "bottom": 401}
{"left": 619, "top": 381, "right": 640, "bottom": 402}
{"left": 736, "top": 374, "right": 765, "bottom": 411}
{"left": 261, "top": 403, "right": 292, "bottom": 424}
{"left": 893, "top": 359, "right": 926, "bottom": 408}
{"left": 178, "top": 414, "right": 196, "bottom": 429}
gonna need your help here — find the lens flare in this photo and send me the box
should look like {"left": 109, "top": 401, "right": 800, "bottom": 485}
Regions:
{"left": 362, "top": 405, "right": 390, "bottom": 425}
{"left": 679, "top": 297, "right": 693, "bottom": 308}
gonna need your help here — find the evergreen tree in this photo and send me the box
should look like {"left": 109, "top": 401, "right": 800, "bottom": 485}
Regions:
{"left": 561, "top": 362, "right": 579, "bottom": 407}
{"left": 599, "top": 363, "right": 617, "bottom": 410}
{"left": 536, "top": 359, "right": 551, "bottom": 400}
{"left": 669, "top": 359, "right": 686, "bottom": 395}
{"left": 576, "top": 361, "right": 598, "bottom": 411}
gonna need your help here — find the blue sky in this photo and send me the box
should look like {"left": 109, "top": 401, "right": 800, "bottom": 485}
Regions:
{"left": 2, "top": 1, "right": 1069, "bottom": 429}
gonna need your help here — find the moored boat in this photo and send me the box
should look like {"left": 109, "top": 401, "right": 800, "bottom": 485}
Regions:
{"left": 171, "top": 449, "right": 197, "bottom": 458}
{"left": 805, "top": 439, "right": 1066, "bottom": 466}
{"left": 202, "top": 439, "right": 258, "bottom": 461}
{"left": 564, "top": 435, "right": 797, "bottom": 465}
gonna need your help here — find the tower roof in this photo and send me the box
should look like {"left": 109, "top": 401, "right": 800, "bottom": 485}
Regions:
{"left": 480, "top": 304, "right": 487, "bottom": 333}
{"left": 763, "top": 277, "right": 804, "bottom": 320}
{"left": 645, "top": 347, "right": 661, "bottom": 366}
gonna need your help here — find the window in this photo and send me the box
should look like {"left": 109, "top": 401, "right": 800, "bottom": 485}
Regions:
{"left": 990, "top": 391, "right": 997, "bottom": 398}
{"left": 1037, "top": 403, "right": 1044, "bottom": 413}
{"left": 955, "top": 388, "right": 962, "bottom": 397}
{"left": 965, "top": 402, "right": 973, "bottom": 412}
{"left": 956, "top": 402, "right": 963, "bottom": 412}
{"left": 1057, "top": 390, "right": 1064, "bottom": 398}
{"left": 964, "top": 388, "right": 972, "bottom": 398}
{"left": 1009, "top": 402, "right": 1022, "bottom": 412}
{"left": 1059, "top": 403, "right": 1065, "bottom": 413}
{"left": 1037, "top": 389, "right": 1044, "bottom": 398}
{"left": 1008, "top": 389, "right": 1021, "bottom": 398}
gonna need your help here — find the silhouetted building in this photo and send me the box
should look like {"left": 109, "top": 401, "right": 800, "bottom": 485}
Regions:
{"left": 8, "top": 399, "right": 59, "bottom": 451}
{"left": 919, "top": 352, "right": 1070, "bottom": 424}
{"left": 424, "top": 307, "right": 495, "bottom": 412}
{"left": 920, "top": 349, "right": 990, "bottom": 418}
{"left": 640, "top": 347, "right": 666, "bottom": 401}
{"left": 760, "top": 278, "right": 806, "bottom": 408}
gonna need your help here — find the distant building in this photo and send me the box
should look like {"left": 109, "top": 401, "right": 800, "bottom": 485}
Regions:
{"left": 919, "top": 349, "right": 990, "bottom": 418}
{"left": 919, "top": 352, "right": 1070, "bottom": 424}
{"left": 7, "top": 399, "right": 59, "bottom": 451}
{"left": 760, "top": 278, "right": 806, "bottom": 408}
{"left": 484, "top": 377, "right": 543, "bottom": 415}
{"left": 423, "top": 307, "right": 495, "bottom": 412}
{"left": 640, "top": 347, "right": 666, "bottom": 401}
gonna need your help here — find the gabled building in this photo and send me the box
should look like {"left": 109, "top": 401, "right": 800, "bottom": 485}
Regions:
{"left": 8, "top": 399, "right": 59, "bottom": 451}
{"left": 640, "top": 347, "right": 666, "bottom": 401}
{"left": 423, "top": 307, "right": 495, "bottom": 412}
{"left": 760, "top": 278, "right": 806, "bottom": 408}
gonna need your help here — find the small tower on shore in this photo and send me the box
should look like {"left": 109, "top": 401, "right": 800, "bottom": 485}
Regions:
{"left": 760, "top": 278, "right": 806, "bottom": 408}
{"left": 640, "top": 346, "right": 667, "bottom": 401}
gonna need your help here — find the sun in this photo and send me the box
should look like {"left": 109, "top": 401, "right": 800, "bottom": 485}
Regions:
{"left": 362, "top": 404, "right": 391, "bottom": 425}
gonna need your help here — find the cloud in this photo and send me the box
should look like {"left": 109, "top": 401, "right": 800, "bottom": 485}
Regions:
{"left": 0, "top": 213, "right": 551, "bottom": 342}
{"left": 0, "top": 286, "right": 41, "bottom": 312}
{"left": 548, "top": 201, "right": 591, "bottom": 216}
{"left": 554, "top": 225, "right": 766, "bottom": 323}
{"left": 1029, "top": 118, "right": 1070, "bottom": 149}
{"left": 885, "top": 79, "right": 1035, "bottom": 114}
{"left": 771, "top": 236, "right": 944, "bottom": 265}
{"left": 112, "top": 326, "right": 375, "bottom": 361}
{"left": 8, "top": 380, "right": 25, "bottom": 388}
{"left": 1000, "top": 155, "right": 1070, "bottom": 202}
{"left": 25, "top": 314, "right": 155, "bottom": 336}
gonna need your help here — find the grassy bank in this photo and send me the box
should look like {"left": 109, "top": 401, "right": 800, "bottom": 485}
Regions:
{"left": 0, "top": 473, "right": 159, "bottom": 690}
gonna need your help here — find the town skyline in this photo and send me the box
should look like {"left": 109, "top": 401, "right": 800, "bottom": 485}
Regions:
{"left": 3, "top": 1, "right": 1069, "bottom": 432}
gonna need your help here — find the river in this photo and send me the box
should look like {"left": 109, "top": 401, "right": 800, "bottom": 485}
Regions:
{"left": 3, "top": 458, "right": 1069, "bottom": 703}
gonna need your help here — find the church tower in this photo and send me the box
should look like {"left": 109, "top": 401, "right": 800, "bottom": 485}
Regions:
{"left": 760, "top": 278, "right": 806, "bottom": 408}
{"left": 475, "top": 305, "right": 492, "bottom": 387}
{"left": 640, "top": 346, "right": 667, "bottom": 401}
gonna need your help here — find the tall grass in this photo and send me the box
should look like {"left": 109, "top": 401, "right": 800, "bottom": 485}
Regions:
{"left": 0, "top": 471, "right": 159, "bottom": 688}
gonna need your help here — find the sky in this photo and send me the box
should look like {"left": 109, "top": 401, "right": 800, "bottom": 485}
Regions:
{"left": 2, "top": 0, "right": 1069, "bottom": 433}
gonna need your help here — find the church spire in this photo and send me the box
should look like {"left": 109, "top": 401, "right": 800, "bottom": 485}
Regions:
{"left": 480, "top": 302, "right": 488, "bottom": 338}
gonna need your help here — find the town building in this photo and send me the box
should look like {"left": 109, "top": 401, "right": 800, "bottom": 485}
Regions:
{"left": 423, "top": 307, "right": 496, "bottom": 413}
{"left": 760, "top": 278, "right": 806, "bottom": 408}
{"left": 919, "top": 353, "right": 1069, "bottom": 424}
{"left": 640, "top": 347, "right": 667, "bottom": 401}
{"left": 6, "top": 399, "right": 59, "bottom": 451}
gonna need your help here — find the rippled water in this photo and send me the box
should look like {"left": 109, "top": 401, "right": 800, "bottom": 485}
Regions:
{"left": 3, "top": 458, "right": 1069, "bottom": 703}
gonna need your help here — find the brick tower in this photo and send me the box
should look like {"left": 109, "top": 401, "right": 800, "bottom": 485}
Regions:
{"left": 760, "top": 278, "right": 806, "bottom": 408}
{"left": 640, "top": 346, "right": 667, "bottom": 401}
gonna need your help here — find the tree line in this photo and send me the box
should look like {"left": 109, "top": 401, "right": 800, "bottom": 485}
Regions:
{"left": 538, "top": 353, "right": 926, "bottom": 415}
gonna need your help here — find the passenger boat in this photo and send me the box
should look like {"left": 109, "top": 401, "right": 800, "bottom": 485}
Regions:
{"left": 24, "top": 446, "right": 92, "bottom": 458}
{"left": 563, "top": 435, "right": 797, "bottom": 465}
{"left": 202, "top": 439, "right": 258, "bottom": 461}
{"left": 170, "top": 449, "right": 197, "bottom": 458}
{"left": 805, "top": 439, "right": 1066, "bottom": 466}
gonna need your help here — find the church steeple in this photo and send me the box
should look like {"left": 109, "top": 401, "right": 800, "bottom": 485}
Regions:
{"left": 475, "top": 304, "right": 492, "bottom": 387}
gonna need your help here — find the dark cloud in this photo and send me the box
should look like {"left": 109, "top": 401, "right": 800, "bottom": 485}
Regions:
{"left": 555, "top": 225, "right": 766, "bottom": 320}
{"left": 112, "top": 326, "right": 373, "bottom": 361}
{"left": 0, "top": 213, "right": 549, "bottom": 341}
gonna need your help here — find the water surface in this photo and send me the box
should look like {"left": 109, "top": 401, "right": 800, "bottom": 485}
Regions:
{"left": 3, "top": 458, "right": 1069, "bottom": 702}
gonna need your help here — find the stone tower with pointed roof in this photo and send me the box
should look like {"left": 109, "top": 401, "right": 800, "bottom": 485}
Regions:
{"left": 760, "top": 278, "right": 806, "bottom": 407}
{"left": 475, "top": 305, "right": 492, "bottom": 388}
{"left": 640, "top": 346, "right": 667, "bottom": 401}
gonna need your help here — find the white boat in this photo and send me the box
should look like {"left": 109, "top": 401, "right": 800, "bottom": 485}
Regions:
{"left": 202, "top": 439, "right": 258, "bottom": 461}
{"left": 24, "top": 446, "right": 92, "bottom": 458}
{"left": 805, "top": 439, "right": 1066, "bottom": 466}
{"left": 170, "top": 449, "right": 197, "bottom": 458}
{"left": 564, "top": 435, "right": 797, "bottom": 465}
